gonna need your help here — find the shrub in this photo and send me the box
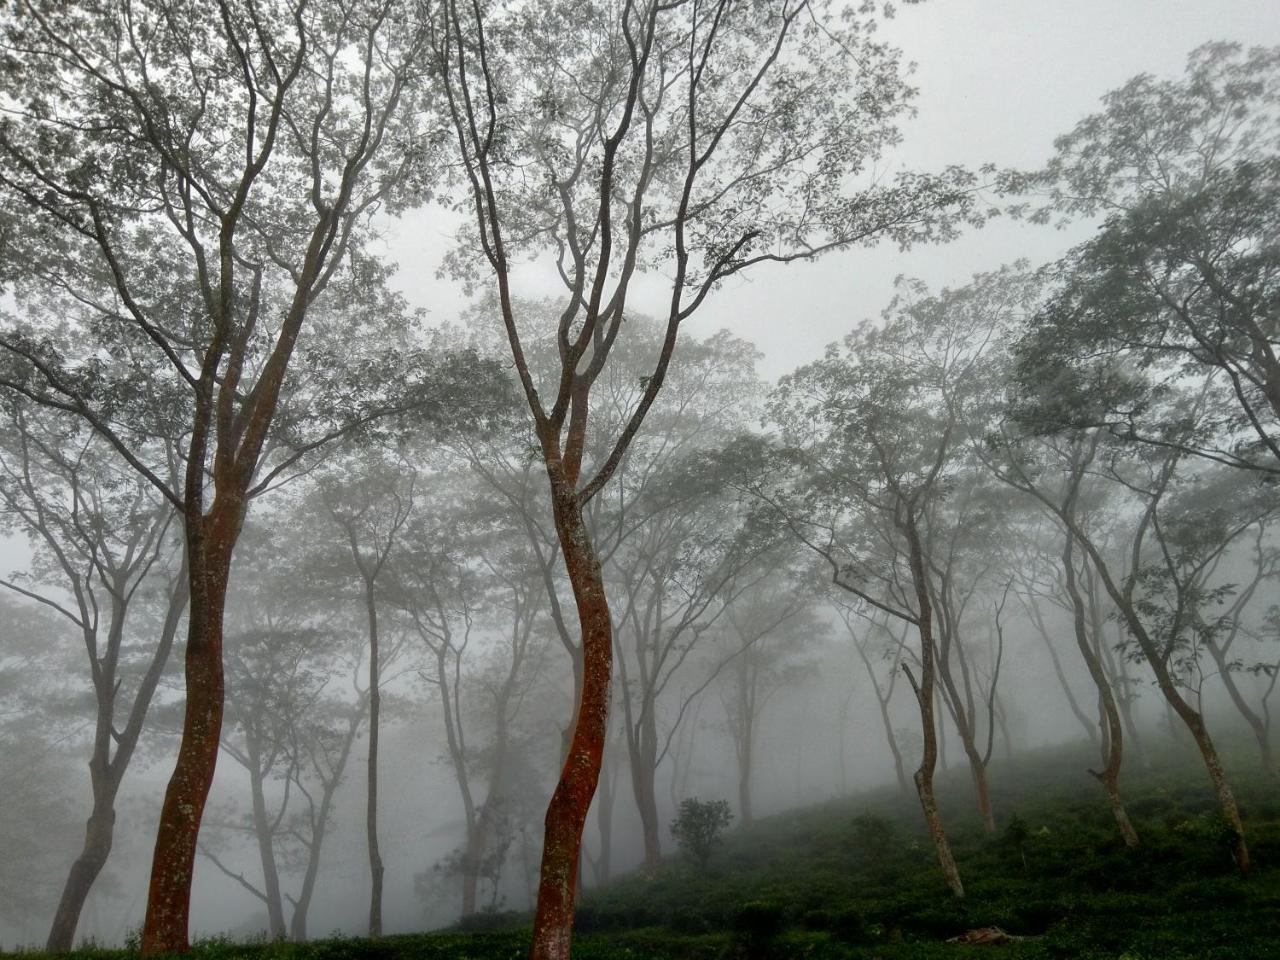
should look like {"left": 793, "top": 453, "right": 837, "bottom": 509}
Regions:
{"left": 671, "top": 798, "right": 734, "bottom": 871}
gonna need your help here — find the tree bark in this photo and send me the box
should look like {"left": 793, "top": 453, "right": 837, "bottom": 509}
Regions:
{"left": 142, "top": 502, "right": 240, "bottom": 954}
{"left": 528, "top": 475, "right": 612, "bottom": 960}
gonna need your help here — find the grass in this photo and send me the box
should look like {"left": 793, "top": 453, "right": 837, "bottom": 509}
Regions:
{"left": 11, "top": 737, "right": 1280, "bottom": 959}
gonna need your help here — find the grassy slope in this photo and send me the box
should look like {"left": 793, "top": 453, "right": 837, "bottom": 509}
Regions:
{"left": 13, "top": 738, "right": 1280, "bottom": 959}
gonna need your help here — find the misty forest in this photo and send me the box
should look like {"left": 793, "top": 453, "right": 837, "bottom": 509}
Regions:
{"left": 2, "top": 2, "right": 1280, "bottom": 959}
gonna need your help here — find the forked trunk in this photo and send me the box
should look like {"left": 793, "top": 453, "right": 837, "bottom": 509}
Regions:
{"left": 902, "top": 512, "right": 963, "bottom": 898}
{"left": 528, "top": 480, "right": 612, "bottom": 960}
{"left": 962, "top": 738, "right": 996, "bottom": 834}
{"left": 1061, "top": 522, "right": 1138, "bottom": 848}
{"left": 142, "top": 506, "right": 239, "bottom": 954}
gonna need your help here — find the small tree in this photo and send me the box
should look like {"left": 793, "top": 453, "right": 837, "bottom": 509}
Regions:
{"left": 670, "top": 798, "right": 733, "bottom": 872}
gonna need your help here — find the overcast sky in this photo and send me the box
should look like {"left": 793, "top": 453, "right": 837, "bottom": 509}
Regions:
{"left": 386, "top": 0, "right": 1280, "bottom": 382}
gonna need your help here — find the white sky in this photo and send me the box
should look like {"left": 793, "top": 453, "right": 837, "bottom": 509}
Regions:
{"left": 384, "top": 0, "right": 1280, "bottom": 381}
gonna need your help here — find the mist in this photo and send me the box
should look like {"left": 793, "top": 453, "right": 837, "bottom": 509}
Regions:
{"left": 2, "top": 3, "right": 1279, "bottom": 960}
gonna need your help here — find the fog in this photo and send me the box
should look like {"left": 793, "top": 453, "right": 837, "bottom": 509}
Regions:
{"left": 1, "top": 2, "right": 1279, "bottom": 958}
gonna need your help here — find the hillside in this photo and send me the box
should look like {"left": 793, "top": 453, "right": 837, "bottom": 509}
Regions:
{"left": 11, "top": 739, "right": 1279, "bottom": 959}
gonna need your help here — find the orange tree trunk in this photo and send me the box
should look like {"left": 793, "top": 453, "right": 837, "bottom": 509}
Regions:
{"left": 528, "top": 477, "right": 612, "bottom": 960}
{"left": 141, "top": 504, "right": 240, "bottom": 954}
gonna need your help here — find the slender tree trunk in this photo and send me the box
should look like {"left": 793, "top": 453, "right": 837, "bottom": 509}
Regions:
{"left": 365, "top": 584, "right": 384, "bottom": 937}
{"left": 1060, "top": 521, "right": 1138, "bottom": 848}
{"left": 903, "top": 513, "right": 963, "bottom": 898}
{"left": 1030, "top": 603, "right": 1099, "bottom": 748}
{"left": 961, "top": 737, "right": 995, "bottom": 834}
{"left": 936, "top": 617, "right": 996, "bottom": 834}
{"left": 738, "top": 739, "right": 754, "bottom": 826}
{"left": 247, "top": 738, "right": 287, "bottom": 938}
{"left": 1090, "top": 582, "right": 1148, "bottom": 769}
{"left": 142, "top": 506, "right": 238, "bottom": 955}
{"left": 1205, "top": 639, "right": 1275, "bottom": 776}
{"left": 46, "top": 799, "right": 116, "bottom": 952}
{"left": 461, "top": 825, "right": 481, "bottom": 917}
{"left": 1063, "top": 477, "right": 1250, "bottom": 873}
{"left": 289, "top": 820, "right": 326, "bottom": 942}
{"left": 290, "top": 706, "right": 362, "bottom": 942}
{"left": 52, "top": 575, "right": 186, "bottom": 953}
{"left": 529, "top": 477, "right": 612, "bottom": 960}
{"left": 623, "top": 698, "right": 662, "bottom": 871}
{"left": 993, "top": 689, "right": 1015, "bottom": 763}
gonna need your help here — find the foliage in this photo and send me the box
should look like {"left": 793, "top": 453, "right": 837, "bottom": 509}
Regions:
{"left": 670, "top": 798, "right": 734, "bottom": 872}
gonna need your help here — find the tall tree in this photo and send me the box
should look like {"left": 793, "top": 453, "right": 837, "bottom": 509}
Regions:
{"left": 319, "top": 453, "right": 415, "bottom": 936}
{"left": 0, "top": 1, "right": 431, "bottom": 950}
{"left": 762, "top": 270, "right": 1031, "bottom": 895}
{"left": 431, "top": 2, "right": 986, "bottom": 951}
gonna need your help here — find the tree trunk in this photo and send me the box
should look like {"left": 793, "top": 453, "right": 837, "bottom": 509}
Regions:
{"left": 247, "top": 737, "right": 287, "bottom": 938}
{"left": 290, "top": 705, "right": 362, "bottom": 942}
{"left": 1030, "top": 603, "right": 1100, "bottom": 749}
{"left": 1066, "top": 489, "right": 1251, "bottom": 873}
{"left": 142, "top": 505, "right": 238, "bottom": 955}
{"left": 1205, "top": 638, "right": 1275, "bottom": 776}
{"left": 365, "top": 584, "right": 384, "bottom": 937}
{"left": 46, "top": 800, "right": 116, "bottom": 952}
{"left": 623, "top": 696, "right": 662, "bottom": 871}
{"left": 1060, "top": 521, "right": 1138, "bottom": 848}
{"left": 53, "top": 575, "right": 186, "bottom": 953}
{"left": 632, "top": 763, "right": 661, "bottom": 871}
{"left": 1089, "top": 579, "right": 1148, "bottom": 770}
{"left": 528, "top": 479, "right": 612, "bottom": 960}
{"left": 962, "top": 737, "right": 995, "bottom": 834}
{"left": 902, "top": 512, "right": 963, "bottom": 898}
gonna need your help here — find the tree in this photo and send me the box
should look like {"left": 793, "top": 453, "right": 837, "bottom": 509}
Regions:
{"left": 1017, "top": 43, "right": 1280, "bottom": 474}
{"left": 835, "top": 603, "right": 912, "bottom": 798}
{"left": 669, "top": 798, "right": 732, "bottom": 873}
{"left": 985, "top": 413, "right": 1257, "bottom": 872}
{"left": 762, "top": 271, "right": 1031, "bottom": 896}
{"left": 431, "top": 1, "right": 987, "bottom": 951}
{"left": 0, "top": 400, "right": 187, "bottom": 952}
{"left": 717, "top": 561, "right": 822, "bottom": 825}
{"left": 388, "top": 471, "right": 551, "bottom": 919}
{"left": 319, "top": 452, "right": 415, "bottom": 936}
{"left": 0, "top": 0, "right": 432, "bottom": 950}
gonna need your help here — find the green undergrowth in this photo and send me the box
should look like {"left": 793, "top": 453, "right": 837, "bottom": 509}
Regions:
{"left": 11, "top": 738, "right": 1280, "bottom": 959}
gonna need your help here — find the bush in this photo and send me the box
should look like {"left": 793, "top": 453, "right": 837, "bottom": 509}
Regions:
{"left": 671, "top": 798, "right": 734, "bottom": 871}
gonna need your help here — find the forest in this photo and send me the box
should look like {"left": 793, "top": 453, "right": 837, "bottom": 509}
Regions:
{"left": 0, "top": 1, "right": 1278, "bottom": 959}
